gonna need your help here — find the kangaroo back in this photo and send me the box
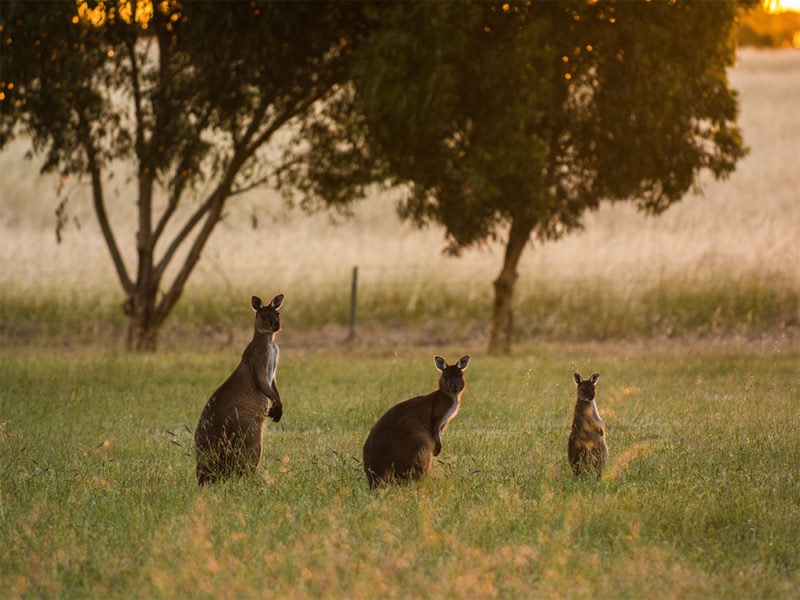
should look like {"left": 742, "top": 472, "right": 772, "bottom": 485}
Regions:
{"left": 194, "top": 294, "right": 285, "bottom": 486}
{"left": 567, "top": 372, "right": 608, "bottom": 480}
{"left": 362, "top": 354, "right": 470, "bottom": 489}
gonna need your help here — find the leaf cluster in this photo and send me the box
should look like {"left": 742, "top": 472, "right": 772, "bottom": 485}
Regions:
{"left": 336, "top": 0, "right": 752, "bottom": 251}
{"left": 1, "top": 2, "right": 133, "bottom": 176}
{"left": 0, "top": 1, "right": 370, "bottom": 200}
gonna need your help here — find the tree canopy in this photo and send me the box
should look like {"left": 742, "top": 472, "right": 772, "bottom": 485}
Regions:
{"left": 0, "top": 0, "right": 373, "bottom": 350}
{"left": 335, "top": 0, "right": 752, "bottom": 352}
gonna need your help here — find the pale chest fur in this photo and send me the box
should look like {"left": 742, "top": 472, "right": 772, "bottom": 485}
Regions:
{"left": 582, "top": 402, "right": 602, "bottom": 424}
{"left": 265, "top": 341, "right": 278, "bottom": 386}
{"left": 575, "top": 402, "right": 605, "bottom": 438}
{"left": 437, "top": 393, "right": 461, "bottom": 433}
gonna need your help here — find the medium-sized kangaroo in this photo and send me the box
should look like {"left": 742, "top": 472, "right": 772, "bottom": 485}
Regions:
{"left": 362, "top": 355, "right": 470, "bottom": 489}
{"left": 568, "top": 373, "right": 608, "bottom": 480}
{"left": 194, "top": 294, "right": 285, "bottom": 486}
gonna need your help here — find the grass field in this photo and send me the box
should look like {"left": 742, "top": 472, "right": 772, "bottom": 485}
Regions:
{"left": 0, "top": 48, "right": 799, "bottom": 598}
{"left": 1, "top": 341, "right": 799, "bottom": 598}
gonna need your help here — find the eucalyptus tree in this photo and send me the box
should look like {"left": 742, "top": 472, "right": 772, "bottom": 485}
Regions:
{"left": 302, "top": 0, "right": 752, "bottom": 354}
{"left": 0, "top": 0, "right": 373, "bottom": 350}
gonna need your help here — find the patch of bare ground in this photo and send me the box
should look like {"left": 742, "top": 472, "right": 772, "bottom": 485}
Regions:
{"left": 3, "top": 316, "right": 797, "bottom": 359}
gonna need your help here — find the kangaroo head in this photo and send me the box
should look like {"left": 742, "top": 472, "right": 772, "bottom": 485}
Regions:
{"left": 435, "top": 355, "right": 470, "bottom": 395}
{"left": 251, "top": 294, "right": 284, "bottom": 334}
{"left": 573, "top": 372, "right": 599, "bottom": 402}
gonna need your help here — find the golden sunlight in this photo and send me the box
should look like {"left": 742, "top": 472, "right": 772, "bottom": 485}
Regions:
{"left": 760, "top": 0, "right": 800, "bottom": 47}
{"left": 763, "top": 0, "right": 800, "bottom": 13}
{"left": 76, "top": 1, "right": 147, "bottom": 27}
{"left": 75, "top": 0, "right": 172, "bottom": 28}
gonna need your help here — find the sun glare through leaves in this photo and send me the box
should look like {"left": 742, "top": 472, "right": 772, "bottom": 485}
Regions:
{"left": 74, "top": 0, "right": 180, "bottom": 28}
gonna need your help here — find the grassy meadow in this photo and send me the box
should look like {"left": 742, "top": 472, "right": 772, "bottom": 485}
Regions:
{"left": 1, "top": 49, "right": 799, "bottom": 598}
{"left": 1, "top": 342, "right": 799, "bottom": 598}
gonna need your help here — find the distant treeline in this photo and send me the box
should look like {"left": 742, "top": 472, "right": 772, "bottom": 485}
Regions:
{"left": 739, "top": 5, "right": 800, "bottom": 47}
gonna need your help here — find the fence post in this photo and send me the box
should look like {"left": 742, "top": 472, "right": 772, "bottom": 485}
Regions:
{"left": 347, "top": 265, "right": 358, "bottom": 342}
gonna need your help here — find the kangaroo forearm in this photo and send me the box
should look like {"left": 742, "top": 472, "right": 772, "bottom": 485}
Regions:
{"left": 253, "top": 374, "right": 278, "bottom": 403}
{"left": 271, "top": 381, "right": 281, "bottom": 403}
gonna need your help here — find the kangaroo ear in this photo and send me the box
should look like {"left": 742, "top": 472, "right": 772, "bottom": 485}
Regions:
{"left": 434, "top": 356, "right": 447, "bottom": 372}
{"left": 251, "top": 296, "right": 263, "bottom": 311}
{"left": 269, "top": 294, "right": 285, "bottom": 310}
{"left": 573, "top": 373, "right": 582, "bottom": 385}
{"left": 590, "top": 373, "right": 600, "bottom": 384}
{"left": 457, "top": 355, "right": 470, "bottom": 371}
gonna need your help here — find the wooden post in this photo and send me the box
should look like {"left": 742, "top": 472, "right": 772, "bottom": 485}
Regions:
{"left": 347, "top": 265, "right": 358, "bottom": 342}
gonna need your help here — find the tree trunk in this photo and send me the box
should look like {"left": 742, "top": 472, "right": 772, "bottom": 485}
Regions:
{"left": 125, "top": 285, "right": 162, "bottom": 352}
{"left": 126, "top": 315, "right": 161, "bottom": 352}
{"left": 123, "top": 182, "right": 229, "bottom": 351}
{"left": 488, "top": 217, "right": 533, "bottom": 355}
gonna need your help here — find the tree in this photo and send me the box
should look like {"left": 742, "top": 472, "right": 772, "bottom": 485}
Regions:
{"left": 306, "top": 0, "right": 752, "bottom": 354}
{"left": 0, "top": 0, "right": 373, "bottom": 350}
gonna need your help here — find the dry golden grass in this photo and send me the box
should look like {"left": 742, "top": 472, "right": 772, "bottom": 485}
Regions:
{"left": 1, "top": 49, "right": 798, "bottom": 341}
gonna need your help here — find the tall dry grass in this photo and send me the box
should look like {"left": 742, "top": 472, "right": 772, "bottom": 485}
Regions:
{"left": 1, "top": 49, "right": 798, "bottom": 344}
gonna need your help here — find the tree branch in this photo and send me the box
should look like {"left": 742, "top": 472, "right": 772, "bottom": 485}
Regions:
{"left": 152, "top": 190, "right": 217, "bottom": 285}
{"left": 78, "top": 113, "right": 134, "bottom": 294}
{"left": 228, "top": 175, "right": 273, "bottom": 198}
{"left": 248, "top": 86, "right": 331, "bottom": 154}
{"left": 154, "top": 187, "right": 227, "bottom": 324}
{"left": 153, "top": 135, "right": 258, "bottom": 322}
{"left": 151, "top": 101, "right": 215, "bottom": 248}
{"left": 124, "top": 34, "right": 159, "bottom": 298}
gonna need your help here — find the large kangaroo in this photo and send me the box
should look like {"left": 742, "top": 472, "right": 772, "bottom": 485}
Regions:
{"left": 194, "top": 294, "right": 285, "bottom": 486}
{"left": 568, "top": 373, "right": 608, "bottom": 480}
{"left": 362, "top": 355, "right": 470, "bottom": 489}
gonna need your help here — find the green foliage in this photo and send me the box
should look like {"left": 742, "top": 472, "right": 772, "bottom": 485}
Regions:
{"left": 1, "top": 344, "right": 798, "bottom": 597}
{"left": 286, "top": 0, "right": 756, "bottom": 353}
{"left": 0, "top": 1, "right": 368, "bottom": 188}
{"left": 0, "top": 1, "right": 375, "bottom": 349}
{"left": 339, "top": 0, "right": 751, "bottom": 249}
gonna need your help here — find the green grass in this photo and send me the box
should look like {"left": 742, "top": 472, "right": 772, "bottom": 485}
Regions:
{"left": 1, "top": 342, "right": 798, "bottom": 598}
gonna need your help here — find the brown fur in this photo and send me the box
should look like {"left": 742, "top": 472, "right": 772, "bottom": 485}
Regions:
{"left": 568, "top": 372, "right": 608, "bottom": 480}
{"left": 194, "top": 294, "right": 284, "bottom": 486}
{"left": 362, "top": 355, "right": 470, "bottom": 489}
